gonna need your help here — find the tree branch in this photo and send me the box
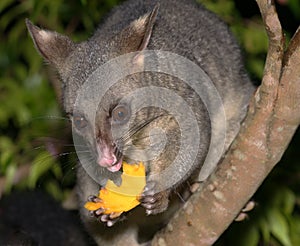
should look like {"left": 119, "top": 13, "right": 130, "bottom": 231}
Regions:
{"left": 151, "top": 0, "right": 300, "bottom": 245}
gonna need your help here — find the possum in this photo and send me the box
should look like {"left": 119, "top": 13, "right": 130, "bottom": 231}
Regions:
{"left": 26, "top": 0, "right": 254, "bottom": 244}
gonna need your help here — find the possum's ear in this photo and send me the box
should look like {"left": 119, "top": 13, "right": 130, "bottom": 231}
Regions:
{"left": 26, "top": 19, "right": 76, "bottom": 68}
{"left": 117, "top": 3, "right": 159, "bottom": 53}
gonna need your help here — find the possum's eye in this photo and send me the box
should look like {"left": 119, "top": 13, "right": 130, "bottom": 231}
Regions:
{"left": 73, "top": 114, "right": 88, "bottom": 129}
{"left": 112, "top": 104, "right": 130, "bottom": 124}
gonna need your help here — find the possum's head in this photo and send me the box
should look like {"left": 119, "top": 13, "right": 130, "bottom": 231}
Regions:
{"left": 26, "top": 6, "right": 161, "bottom": 176}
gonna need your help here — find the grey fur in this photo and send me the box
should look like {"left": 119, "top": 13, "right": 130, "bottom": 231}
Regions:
{"left": 26, "top": 0, "right": 255, "bottom": 244}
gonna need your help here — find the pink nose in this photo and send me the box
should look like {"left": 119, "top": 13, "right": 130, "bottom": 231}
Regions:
{"left": 98, "top": 156, "right": 116, "bottom": 167}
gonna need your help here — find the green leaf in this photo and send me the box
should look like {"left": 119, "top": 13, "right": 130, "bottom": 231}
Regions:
{"left": 0, "top": 0, "right": 15, "bottom": 12}
{"left": 246, "top": 56, "right": 265, "bottom": 79}
{"left": 290, "top": 215, "right": 300, "bottom": 246}
{"left": 267, "top": 208, "right": 292, "bottom": 246}
{"left": 52, "top": 162, "right": 63, "bottom": 179}
{"left": 242, "top": 24, "right": 268, "bottom": 54}
{"left": 258, "top": 217, "right": 271, "bottom": 243}
{"left": 45, "top": 180, "right": 63, "bottom": 201}
{"left": 28, "top": 151, "right": 56, "bottom": 188}
{"left": 280, "top": 188, "right": 296, "bottom": 216}
{"left": 288, "top": 0, "right": 300, "bottom": 18}
{"left": 4, "top": 163, "right": 17, "bottom": 193}
{"left": 0, "top": 136, "right": 15, "bottom": 171}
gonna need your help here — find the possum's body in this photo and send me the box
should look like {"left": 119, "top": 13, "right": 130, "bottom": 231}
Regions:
{"left": 27, "top": 0, "right": 254, "bottom": 244}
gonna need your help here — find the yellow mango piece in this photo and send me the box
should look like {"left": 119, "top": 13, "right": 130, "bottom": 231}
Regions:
{"left": 84, "top": 162, "right": 146, "bottom": 214}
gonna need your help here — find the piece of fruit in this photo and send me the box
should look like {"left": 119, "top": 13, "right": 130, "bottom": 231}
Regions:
{"left": 84, "top": 162, "right": 146, "bottom": 214}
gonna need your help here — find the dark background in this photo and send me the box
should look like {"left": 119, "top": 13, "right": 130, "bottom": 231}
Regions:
{"left": 0, "top": 0, "right": 299, "bottom": 245}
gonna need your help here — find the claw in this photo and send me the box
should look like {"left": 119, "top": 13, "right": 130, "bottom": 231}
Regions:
{"left": 109, "top": 212, "right": 123, "bottom": 219}
{"left": 145, "top": 209, "right": 153, "bottom": 216}
{"left": 100, "top": 214, "right": 109, "bottom": 222}
{"left": 242, "top": 201, "right": 256, "bottom": 212}
{"left": 87, "top": 195, "right": 102, "bottom": 203}
{"left": 94, "top": 208, "right": 105, "bottom": 216}
{"left": 89, "top": 210, "right": 95, "bottom": 217}
{"left": 107, "top": 220, "right": 117, "bottom": 227}
{"left": 141, "top": 196, "right": 156, "bottom": 204}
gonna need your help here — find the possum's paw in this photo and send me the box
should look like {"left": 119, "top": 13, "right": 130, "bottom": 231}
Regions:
{"left": 235, "top": 200, "right": 256, "bottom": 221}
{"left": 87, "top": 195, "right": 125, "bottom": 227}
{"left": 139, "top": 181, "right": 170, "bottom": 215}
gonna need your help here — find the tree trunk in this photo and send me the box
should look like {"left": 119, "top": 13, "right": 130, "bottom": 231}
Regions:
{"left": 151, "top": 0, "right": 300, "bottom": 245}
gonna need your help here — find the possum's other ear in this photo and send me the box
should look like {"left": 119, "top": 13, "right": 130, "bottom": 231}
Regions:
{"left": 26, "top": 19, "right": 76, "bottom": 68}
{"left": 117, "top": 3, "right": 159, "bottom": 54}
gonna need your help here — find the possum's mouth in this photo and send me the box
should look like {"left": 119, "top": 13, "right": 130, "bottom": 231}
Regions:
{"left": 107, "top": 158, "right": 123, "bottom": 172}
{"left": 97, "top": 143, "right": 123, "bottom": 172}
{"left": 106, "top": 146, "right": 123, "bottom": 172}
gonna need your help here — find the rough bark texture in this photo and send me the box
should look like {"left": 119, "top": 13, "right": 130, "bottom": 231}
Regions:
{"left": 151, "top": 0, "right": 300, "bottom": 245}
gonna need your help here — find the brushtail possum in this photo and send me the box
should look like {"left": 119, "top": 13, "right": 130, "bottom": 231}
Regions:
{"left": 26, "top": 0, "right": 254, "bottom": 244}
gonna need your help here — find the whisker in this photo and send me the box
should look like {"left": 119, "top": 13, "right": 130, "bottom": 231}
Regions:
{"left": 58, "top": 158, "right": 80, "bottom": 186}
{"left": 55, "top": 152, "right": 78, "bottom": 158}
{"left": 60, "top": 168, "right": 75, "bottom": 186}
{"left": 31, "top": 115, "right": 69, "bottom": 121}
{"left": 131, "top": 132, "right": 162, "bottom": 142}
{"left": 74, "top": 150, "right": 92, "bottom": 154}
{"left": 121, "top": 114, "right": 164, "bottom": 144}
{"left": 35, "top": 139, "right": 90, "bottom": 149}
{"left": 33, "top": 146, "right": 47, "bottom": 151}
{"left": 43, "top": 151, "right": 78, "bottom": 161}
{"left": 71, "top": 144, "right": 91, "bottom": 149}
{"left": 175, "top": 190, "right": 186, "bottom": 203}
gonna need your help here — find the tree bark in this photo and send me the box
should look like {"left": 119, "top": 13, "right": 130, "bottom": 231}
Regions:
{"left": 151, "top": 0, "right": 300, "bottom": 245}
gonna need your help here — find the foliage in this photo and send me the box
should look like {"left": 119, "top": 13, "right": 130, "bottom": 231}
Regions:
{"left": 0, "top": 0, "right": 299, "bottom": 245}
